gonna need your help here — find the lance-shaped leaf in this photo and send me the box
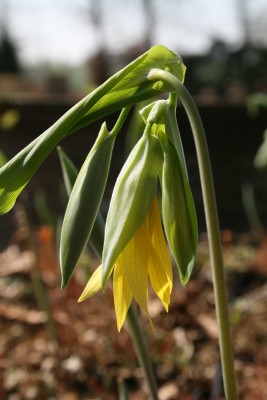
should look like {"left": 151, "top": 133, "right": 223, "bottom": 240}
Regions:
{"left": 57, "top": 146, "right": 79, "bottom": 198}
{"left": 102, "top": 130, "right": 163, "bottom": 289}
{"left": 140, "top": 98, "right": 187, "bottom": 173}
{"left": 60, "top": 123, "right": 114, "bottom": 288}
{"left": 57, "top": 146, "right": 105, "bottom": 257}
{"left": 164, "top": 96, "right": 188, "bottom": 174}
{"left": 0, "top": 45, "right": 185, "bottom": 215}
{"left": 140, "top": 100, "right": 197, "bottom": 284}
{"left": 0, "top": 100, "right": 88, "bottom": 215}
{"left": 74, "top": 45, "right": 186, "bottom": 131}
{"left": 159, "top": 135, "right": 198, "bottom": 285}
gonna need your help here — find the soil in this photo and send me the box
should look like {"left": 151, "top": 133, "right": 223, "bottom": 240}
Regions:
{"left": 0, "top": 206, "right": 267, "bottom": 400}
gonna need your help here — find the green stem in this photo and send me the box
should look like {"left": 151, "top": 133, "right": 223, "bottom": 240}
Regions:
{"left": 127, "top": 304, "right": 159, "bottom": 400}
{"left": 118, "top": 378, "right": 129, "bottom": 400}
{"left": 110, "top": 106, "right": 132, "bottom": 138}
{"left": 148, "top": 69, "right": 238, "bottom": 400}
{"left": 31, "top": 263, "right": 58, "bottom": 342}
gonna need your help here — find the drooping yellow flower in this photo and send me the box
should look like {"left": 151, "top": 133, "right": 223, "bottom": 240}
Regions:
{"left": 78, "top": 197, "right": 173, "bottom": 331}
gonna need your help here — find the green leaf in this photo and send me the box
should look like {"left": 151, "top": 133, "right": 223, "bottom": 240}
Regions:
{"left": 57, "top": 146, "right": 105, "bottom": 258}
{"left": 57, "top": 146, "right": 79, "bottom": 197}
{"left": 102, "top": 129, "right": 163, "bottom": 289}
{"left": 0, "top": 99, "right": 87, "bottom": 214}
{"left": 74, "top": 45, "right": 186, "bottom": 131}
{"left": 60, "top": 123, "right": 114, "bottom": 288}
{"left": 140, "top": 99, "right": 197, "bottom": 284}
{"left": 159, "top": 136, "right": 198, "bottom": 285}
{"left": 0, "top": 45, "right": 185, "bottom": 214}
{"left": 165, "top": 94, "right": 188, "bottom": 173}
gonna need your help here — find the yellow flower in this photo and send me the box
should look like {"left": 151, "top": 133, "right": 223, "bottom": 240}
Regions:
{"left": 78, "top": 197, "right": 173, "bottom": 331}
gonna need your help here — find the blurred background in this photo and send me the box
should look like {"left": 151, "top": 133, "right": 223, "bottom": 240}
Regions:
{"left": 1, "top": 0, "right": 267, "bottom": 95}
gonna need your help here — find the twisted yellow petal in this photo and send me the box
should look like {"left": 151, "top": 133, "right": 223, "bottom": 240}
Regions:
{"left": 78, "top": 197, "right": 173, "bottom": 331}
{"left": 148, "top": 198, "right": 173, "bottom": 311}
{"left": 113, "top": 261, "right": 133, "bottom": 331}
{"left": 122, "top": 216, "right": 150, "bottom": 315}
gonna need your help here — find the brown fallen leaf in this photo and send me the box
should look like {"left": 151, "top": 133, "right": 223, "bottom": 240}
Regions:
{"left": 0, "top": 249, "right": 35, "bottom": 276}
{"left": 0, "top": 302, "right": 47, "bottom": 324}
{"left": 158, "top": 381, "right": 180, "bottom": 400}
{"left": 195, "top": 313, "right": 218, "bottom": 340}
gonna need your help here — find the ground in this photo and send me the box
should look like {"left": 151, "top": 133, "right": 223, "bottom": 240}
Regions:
{"left": 0, "top": 207, "right": 267, "bottom": 400}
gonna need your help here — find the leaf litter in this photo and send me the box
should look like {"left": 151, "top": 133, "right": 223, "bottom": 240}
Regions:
{"left": 0, "top": 221, "right": 267, "bottom": 400}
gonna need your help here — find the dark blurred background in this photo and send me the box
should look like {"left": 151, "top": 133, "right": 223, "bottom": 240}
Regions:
{"left": 1, "top": 0, "right": 267, "bottom": 233}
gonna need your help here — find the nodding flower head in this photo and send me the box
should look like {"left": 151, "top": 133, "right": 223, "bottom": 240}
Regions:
{"left": 79, "top": 197, "right": 173, "bottom": 332}
{"left": 79, "top": 99, "right": 197, "bottom": 331}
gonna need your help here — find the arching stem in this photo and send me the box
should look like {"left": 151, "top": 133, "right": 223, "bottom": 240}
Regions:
{"left": 148, "top": 68, "right": 238, "bottom": 400}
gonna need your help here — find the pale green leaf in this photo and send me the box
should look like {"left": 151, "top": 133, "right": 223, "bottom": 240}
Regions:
{"left": 160, "top": 137, "right": 198, "bottom": 285}
{"left": 60, "top": 124, "right": 114, "bottom": 287}
{"left": 0, "top": 45, "right": 185, "bottom": 215}
{"left": 102, "top": 132, "right": 163, "bottom": 289}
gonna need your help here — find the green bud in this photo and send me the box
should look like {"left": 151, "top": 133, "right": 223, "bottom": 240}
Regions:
{"left": 159, "top": 134, "right": 198, "bottom": 286}
{"left": 60, "top": 123, "right": 115, "bottom": 288}
{"left": 57, "top": 146, "right": 105, "bottom": 258}
{"left": 102, "top": 128, "right": 163, "bottom": 289}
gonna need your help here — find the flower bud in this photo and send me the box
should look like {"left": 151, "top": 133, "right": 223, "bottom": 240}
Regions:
{"left": 60, "top": 123, "right": 115, "bottom": 288}
{"left": 57, "top": 146, "right": 105, "bottom": 257}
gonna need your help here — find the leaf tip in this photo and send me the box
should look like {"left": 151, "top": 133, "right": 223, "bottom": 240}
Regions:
{"left": 61, "top": 280, "right": 67, "bottom": 289}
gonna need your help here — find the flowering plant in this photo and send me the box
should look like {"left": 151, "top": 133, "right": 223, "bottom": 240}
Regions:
{"left": 0, "top": 45, "right": 238, "bottom": 399}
